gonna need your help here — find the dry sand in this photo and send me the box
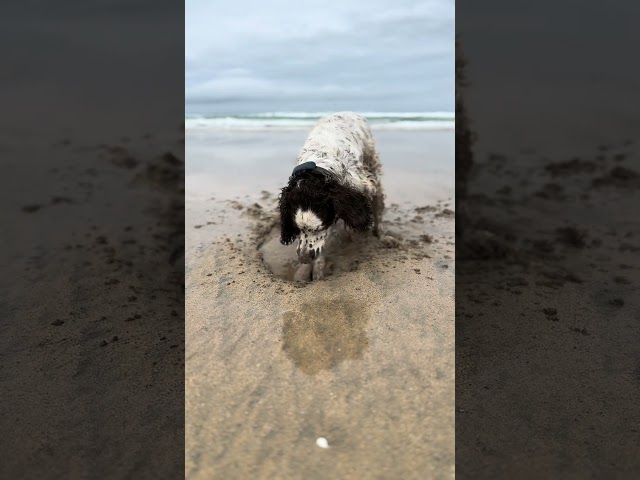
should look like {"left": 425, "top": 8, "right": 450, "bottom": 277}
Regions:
{"left": 185, "top": 129, "right": 455, "bottom": 479}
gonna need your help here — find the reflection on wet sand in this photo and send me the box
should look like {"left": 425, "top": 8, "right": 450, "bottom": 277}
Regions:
{"left": 282, "top": 299, "right": 370, "bottom": 375}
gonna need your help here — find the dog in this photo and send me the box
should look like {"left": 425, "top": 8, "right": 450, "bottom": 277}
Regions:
{"left": 278, "top": 112, "right": 384, "bottom": 280}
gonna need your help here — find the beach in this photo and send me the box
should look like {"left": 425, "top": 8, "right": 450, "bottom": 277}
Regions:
{"left": 1, "top": 128, "right": 185, "bottom": 478}
{"left": 185, "top": 126, "right": 455, "bottom": 478}
{"left": 456, "top": 138, "right": 640, "bottom": 476}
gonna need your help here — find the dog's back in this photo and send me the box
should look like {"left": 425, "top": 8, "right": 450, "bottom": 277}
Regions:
{"left": 297, "top": 112, "right": 381, "bottom": 197}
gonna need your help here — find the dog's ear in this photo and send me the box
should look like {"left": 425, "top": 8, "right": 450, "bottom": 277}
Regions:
{"left": 332, "top": 183, "right": 373, "bottom": 231}
{"left": 278, "top": 185, "right": 300, "bottom": 245}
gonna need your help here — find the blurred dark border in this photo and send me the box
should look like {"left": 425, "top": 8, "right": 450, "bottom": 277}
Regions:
{"left": 0, "top": 2, "right": 184, "bottom": 478}
{"left": 457, "top": 2, "right": 640, "bottom": 478}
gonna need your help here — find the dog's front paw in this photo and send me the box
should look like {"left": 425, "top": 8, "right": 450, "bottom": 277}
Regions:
{"left": 311, "top": 258, "right": 326, "bottom": 281}
{"left": 380, "top": 235, "right": 400, "bottom": 248}
{"left": 293, "top": 264, "right": 312, "bottom": 282}
{"left": 312, "top": 267, "right": 325, "bottom": 281}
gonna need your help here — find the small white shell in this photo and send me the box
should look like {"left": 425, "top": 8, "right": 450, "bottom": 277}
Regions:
{"left": 316, "top": 437, "right": 329, "bottom": 449}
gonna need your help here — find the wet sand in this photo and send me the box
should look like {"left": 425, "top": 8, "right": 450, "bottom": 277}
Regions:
{"left": 1, "top": 130, "right": 185, "bottom": 478}
{"left": 186, "top": 129, "right": 455, "bottom": 478}
{"left": 457, "top": 142, "right": 640, "bottom": 477}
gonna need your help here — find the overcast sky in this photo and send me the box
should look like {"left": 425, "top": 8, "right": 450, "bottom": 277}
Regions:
{"left": 186, "top": 0, "right": 454, "bottom": 114}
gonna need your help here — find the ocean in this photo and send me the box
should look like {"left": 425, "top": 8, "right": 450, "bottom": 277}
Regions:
{"left": 184, "top": 112, "right": 455, "bottom": 130}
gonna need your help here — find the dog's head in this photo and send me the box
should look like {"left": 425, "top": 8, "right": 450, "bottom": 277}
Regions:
{"left": 278, "top": 170, "right": 373, "bottom": 263}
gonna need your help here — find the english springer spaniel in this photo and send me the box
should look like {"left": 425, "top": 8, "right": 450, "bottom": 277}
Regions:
{"left": 278, "top": 112, "right": 384, "bottom": 280}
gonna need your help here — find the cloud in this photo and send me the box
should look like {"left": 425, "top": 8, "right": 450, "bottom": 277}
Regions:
{"left": 186, "top": 0, "right": 454, "bottom": 113}
{"left": 186, "top": 76, "right": 369, "bottom": 103}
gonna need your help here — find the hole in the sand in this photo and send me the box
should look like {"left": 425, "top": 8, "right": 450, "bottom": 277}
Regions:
{"left": 257, "top": 220, "right": 372, "bottom": 282}
{"left": 282, "top": 299, "right": 370, "bottom": 375}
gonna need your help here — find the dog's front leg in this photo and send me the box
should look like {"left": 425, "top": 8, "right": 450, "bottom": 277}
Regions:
{"left": 311, "top": 255, "right": 326, "bottom": 281}
{"left": 293, "top": 263, "right": 313, "bottom": 282}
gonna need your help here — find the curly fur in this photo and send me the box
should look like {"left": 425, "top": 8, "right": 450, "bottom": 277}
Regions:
{"left": 278, "top": 112, "right": 384, "bottom": 276}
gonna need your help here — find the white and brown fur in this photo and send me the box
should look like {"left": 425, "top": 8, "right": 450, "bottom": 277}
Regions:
{"left": 278, "top": 112, "right": 384, "bottom": 280}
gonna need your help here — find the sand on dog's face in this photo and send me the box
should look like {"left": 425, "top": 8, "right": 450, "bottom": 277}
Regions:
{"left": 295, "top": 216, "right": 330, "bottom": 265}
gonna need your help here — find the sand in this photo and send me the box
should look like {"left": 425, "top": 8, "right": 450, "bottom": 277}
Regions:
{"left": 456, "top": 141, "right": 640, "bottom": 477}
{"left": 185, "top": 129, "right": 455, "bottom": 478}
{"left": 1, "top": 130, "right": 185, "bottom": 478}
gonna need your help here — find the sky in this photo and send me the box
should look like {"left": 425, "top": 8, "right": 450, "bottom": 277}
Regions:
{"left": 185, "top": 0, "right": 454, "bottom": 114}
